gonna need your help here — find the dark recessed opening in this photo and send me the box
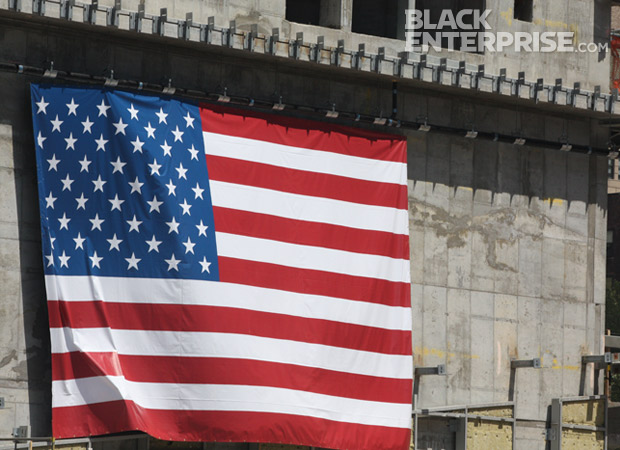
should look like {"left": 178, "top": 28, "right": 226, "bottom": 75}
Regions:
{"left": 352, "top": 0, "right": 399, "bottom": 39}
{"left": 286, "top": 0, "right": 321, "bottom": 26}
{"left": 514, "top": 0, "right": 533, "bottom": 22}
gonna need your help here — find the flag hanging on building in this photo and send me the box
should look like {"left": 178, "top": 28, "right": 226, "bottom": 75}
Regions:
{"left": 31, "top": 84, "right": 412, "bottom": 450}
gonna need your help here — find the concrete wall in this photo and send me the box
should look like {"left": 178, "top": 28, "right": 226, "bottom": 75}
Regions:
{"left": 0, "top": 3, "right": 612, "bottom": 449}
{"left": 77, "top": 0, "right": 613, "bottom": 92}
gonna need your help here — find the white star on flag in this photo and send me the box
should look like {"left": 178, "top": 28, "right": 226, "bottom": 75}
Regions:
{"left": 81, "top": 116, "right": 94, "bottom": 134}
{"left": 127, "top": 104, "right": 139, "bottom": 120}
{"left": 144, "top": 122, "right": 156, "bottom": 139}
{"left": 95, "top": 134, "right": 109, "bottom": 151}
{"left": 66, "top": 98, "right": 79, "bottom": 116}
{"left": 47, "top": 154, "right": 60, "bottom": 171}
{"left": 64, "top": 132, "right": 77, "bottom": 150}
{"left": 113, "top": 118, "right": 128, "bottom": 135}
{"left": 128, "top": 177, "right": 144, "bottom": 194}
{"left": 89, "top": 251, "right": 103, "bottom": 268}
{"left": 125, "top": 253, "right": 141, "bottom": 270}
{"left": 199, "top": 257, "right": 211, "bottom": 273}
{"left": 107, "top": 234, "right": 122, "bottom": 251}
{"left": 146, "top": 235, "right": 162, "bottom": 253}
{"left": 183, "top": 111, "right": 195, "bottom": 128}
{"left": 89, "top": 213, "right": 104, "bottom": 231}
{"left": 73, "top": 232, "right": 86, "bottom": 250}
{"left": 127, "top": 215, "right": 142, "bottom": 232}
{"left": 58, "top": 250, "right": 70, "bottom": 268}
{"left": 45, "top": 192, "right": 57, "bottom": 209}
{"left": 51, "top": 115, "right": 63, "bottom": 132}
{"left": 165, "top": 253, "right": 181, "bottom": 271}
{"left": 75, "top": 193, "right": 88, "bottom": 210}
{"left": 96, "top": 99, "right": 111, "bottom": 117}
{"left": 35, "top": 97, "right": 49, "bottom": 114}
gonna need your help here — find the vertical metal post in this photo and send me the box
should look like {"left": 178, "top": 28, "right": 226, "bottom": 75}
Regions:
{"left": 465, "top": 407, "right": 468, "bottom": 450}
{"left": 413, "top": 412, "right": 418, "bottom": 450}
{"left": 605, "top": 394, "right": 609, "bottom": 450}
{"left": 550, "top": 398, "right": 562, "bottom": 450}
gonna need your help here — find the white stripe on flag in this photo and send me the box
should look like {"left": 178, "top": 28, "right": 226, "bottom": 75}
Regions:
{"left": 50, "top": 328, "right": 413, "bottom": 379}
{"left": 52, "top": 377, "right": 412, "bottom": 428}
{"left": 209, "top": 181, "right": 409, "bottom": 236}
{"left": 203, "top": 131, "right": 408, "bottom": 186}
{"left": 45, "top": 275, "right": 412, "bottom": 331}
{"left": 215, "top": 233, "right": 410, "bottom": 283}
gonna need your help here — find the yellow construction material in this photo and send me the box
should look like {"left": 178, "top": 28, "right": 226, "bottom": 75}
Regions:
{"left": 562, "top": 400, "right": 605, "bottom": 427}
{"left": 561, "top": 430, "right": 605, "bottom": 450}
{"left": 468, "top": 406, "right": 513, "bottom": 419}
{"left": 467, "top": 419, "right": 512, "bottom": 449}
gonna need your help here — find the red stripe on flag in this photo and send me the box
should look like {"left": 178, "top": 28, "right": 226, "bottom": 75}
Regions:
{"left": 52, "top": 353, "right": 412, "bottom": 404}
{"left": 200, "top": 105, "right": 407, "bottom": 163}
{"left": 213, "top": 207, "right": 410, "bottom": 260}
{"left": 206, "top": 154, "right": 408, "bottom": 210}
{"left": 218, "top": 257, "right": 411, "bottom": 308}
{"left": 53, "top": 401, "right": 411, "bottom": 450}
{"left": 48, "top": 301, "right": 411, "bottom": 355}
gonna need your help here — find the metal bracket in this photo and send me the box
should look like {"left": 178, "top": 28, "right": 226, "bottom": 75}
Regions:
{"left": 545, "top": 428, "right": 556, "bottom": 441}
{"left": 266, "top": 28, "right": 279, "bottom": 55}
{"left": 313, "top": 36, "right": 324, "bottom": 62}
{"left": 129, "top": 2, "right": 143, "bottom": 32}
{"left": 178, "top": 12, "right": 192, "bottom": 40}
{"left": 551, "top": 78, "right": 564, "bottom": 103}
{"left": 608, "top": 89, "right": 619, "bottom": 113}
{"left": 291, "top": 32, "right": 303, "bottom": 59}
{"left": 582, "top": 353, "right": 612, "bottom": 365}
{"left": 8, "top": 0, "right": 21, "bottom": 11}
{"left": 413, "top": 54, "right": 426, "bottom": 80}
{"left": 372, "top": 47, "right": 385, "bottom": 73}
{"left": 332, "top": 39, "right": 344, "bottom": 67}
{"left": 106, "top": 0, "right": 120, "bottom": 27}
{"left": 245, "top": 24, "right": 258, "bottom": 51}
{"left": 511, "top": 358, "right": 541, "bottom": 369}
{"left": 43, "top": 61, "right": 57, "bottom": 78}
{"left": 415, "top": 365, "right": 446, "bottom": 376}
{"left": 569, "top": 82, "right": 581, "bottom": 107}
{"left": 453, "top": 60, "right": 465, "bottom": 86}
{"left": 32, "top": 0, "right": 45, "bottom": 16}
{"left": 433, "top": 57, "right": 446, "bottom": 83}
{"left": 83, "top": 0, "right": 97, "bottom": 24}
{"left": 395, "top": 52, "right": 408, "bottom": 77}
{"left": 200, "top": 17, "right": 215, "bottom": 44}
{"left": 493, "top": 68, "right": 506, "bottom": 93}
{"left": 12, "top": 426, "right": 29, "bottom": 438}
{"left": 162, "top": 78, "right": 175, "bottom": 95}
{"left": 352, "top": 43, "right": 364, "bottom": 70}
{"left": 60, "top": 0, "right": 73, "bottom": 20}
{"left": 471, "top": 64, "right": 485, "bottom": 90}
{"left": 104, "top": 69, "right": 118, "bottom": 87}
{"left": 224, "top": 20, "right": 236, "bottom": 47}
{"left": 513, "top": 71, "right": 525, "bottom": 96}
{"left": 532, "top": 78, "right": 544, "bottom": 102}
{"left": 152, "top": 8, "right": 167, "bottom": 36}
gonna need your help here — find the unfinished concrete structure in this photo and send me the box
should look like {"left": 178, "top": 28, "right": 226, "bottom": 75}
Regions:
{"left": 0, "top": 0, "right": 617, "bottom": 449}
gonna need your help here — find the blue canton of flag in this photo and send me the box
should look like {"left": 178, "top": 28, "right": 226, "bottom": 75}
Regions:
{"left": 31, "top": 85, "right": 219, "bottom": 280}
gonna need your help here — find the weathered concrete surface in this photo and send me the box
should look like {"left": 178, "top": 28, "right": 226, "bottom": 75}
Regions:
{"left": 0, "top": 3, "right": 611, "bottom": 449}
{"left": 0, "top": 71, "right": 51, "bottom": 438}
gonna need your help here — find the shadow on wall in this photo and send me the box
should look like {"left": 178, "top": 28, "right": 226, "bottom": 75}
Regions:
{"left": 406, "top": 130, "right": 604, "bottom": 217}
{"left": 0, "top": 74, "right": 51, "bottom": 436}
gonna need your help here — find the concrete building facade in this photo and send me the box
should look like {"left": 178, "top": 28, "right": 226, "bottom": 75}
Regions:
{"left": 0, "top": 0, "right": 617, "bottom": 449}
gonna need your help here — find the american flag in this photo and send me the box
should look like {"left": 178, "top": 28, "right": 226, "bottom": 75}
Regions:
{"left": 31, "top": 84, "right": 413, "bottom": 450}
